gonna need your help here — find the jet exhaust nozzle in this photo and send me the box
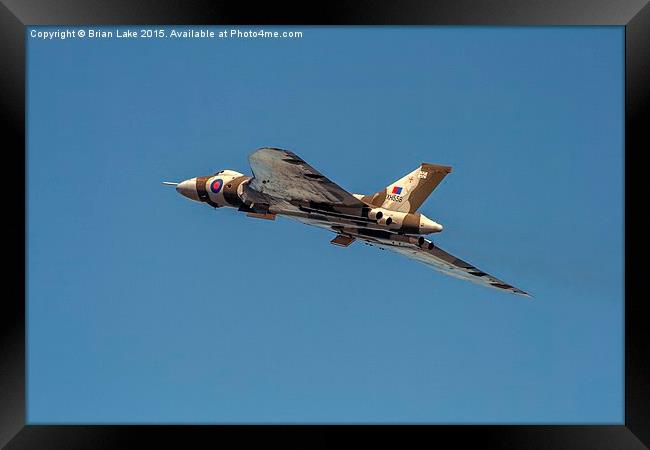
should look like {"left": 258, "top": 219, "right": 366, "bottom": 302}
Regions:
{"left": 368, "top": 208, "right": 383, "bottom": 221}
{"left": 417, "top": 236, "right": 434, "bottom": 250}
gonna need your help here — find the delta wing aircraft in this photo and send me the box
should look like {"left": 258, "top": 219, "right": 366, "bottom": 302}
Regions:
{"left": 164, "top": 147, "right": 529, "bottom": 296}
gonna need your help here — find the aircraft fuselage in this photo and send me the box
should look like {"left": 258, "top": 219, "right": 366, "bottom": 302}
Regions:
{"left": 175, "top": 170, "right": 443, "bottom": 236}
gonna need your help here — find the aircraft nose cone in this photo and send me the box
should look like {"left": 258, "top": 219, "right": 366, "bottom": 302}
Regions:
{"left": 176, "top": 178, "right": 200, "bottom": 201}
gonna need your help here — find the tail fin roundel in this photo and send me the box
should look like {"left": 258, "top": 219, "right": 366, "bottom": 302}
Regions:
{"left": 363, "top": 163, "right": 452, "bottom": 213}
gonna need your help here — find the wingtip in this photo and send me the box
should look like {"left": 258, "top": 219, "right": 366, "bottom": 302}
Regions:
{"left": 510, "top": 288, "right": 532, "bottom": 298}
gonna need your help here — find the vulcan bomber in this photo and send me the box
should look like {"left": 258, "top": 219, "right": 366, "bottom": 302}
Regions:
{"left": 164, "top": 147, "right": 529, "bottom": 296}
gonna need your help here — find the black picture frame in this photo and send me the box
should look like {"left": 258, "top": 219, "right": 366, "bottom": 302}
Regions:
{"left": 2, "top": 1, "right": 647, "bottom": 448}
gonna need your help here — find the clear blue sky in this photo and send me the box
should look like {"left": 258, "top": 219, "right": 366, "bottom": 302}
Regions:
{"left": 27, "top": 26, "right": 623, "bottom": 423}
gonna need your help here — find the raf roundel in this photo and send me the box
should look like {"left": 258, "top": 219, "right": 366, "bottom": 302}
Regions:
{"left": 210, "top": 178, "right": 224, "bottom": 194}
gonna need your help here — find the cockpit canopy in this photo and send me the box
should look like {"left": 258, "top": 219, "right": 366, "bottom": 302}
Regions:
{"left": 214, "top": 169, "right": 244, "bottom": 177}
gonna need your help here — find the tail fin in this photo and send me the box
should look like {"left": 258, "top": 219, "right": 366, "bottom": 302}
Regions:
{"left": 363, "top": 163, "right": 452, "bottom": 213}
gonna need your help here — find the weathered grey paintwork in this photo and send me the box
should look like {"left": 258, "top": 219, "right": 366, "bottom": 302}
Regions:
{"left": 169, "top": 147, "right": 530, "bottom": 297}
